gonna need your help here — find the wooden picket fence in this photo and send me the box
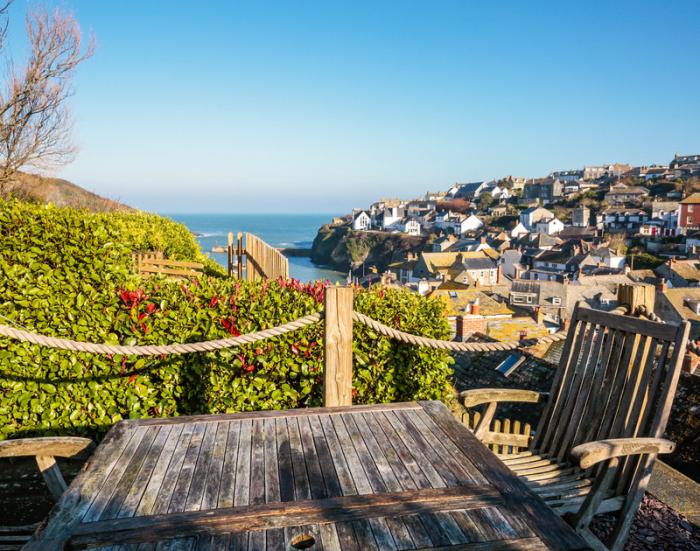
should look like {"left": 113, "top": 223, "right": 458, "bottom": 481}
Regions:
{"left": 226, "top": 232, "right": 289, "bottom": 281}
{"left": 133, "top": 252, "right": 204, "bottom": 278}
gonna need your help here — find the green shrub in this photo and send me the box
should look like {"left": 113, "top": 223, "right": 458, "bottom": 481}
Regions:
{"left": 0, "top": 200, "right": 453, "bottom": 439}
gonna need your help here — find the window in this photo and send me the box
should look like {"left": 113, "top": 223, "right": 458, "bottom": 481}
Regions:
{"left": 462, "top": 277, "right": 468, "bottom": 283}
{"left": 689, "top": 217, "right": 693, "bottom": 224}
{"left": 690, "top": 206, "right": 694, "bottom": 213}
{"left": 526, "top": 296, "right": 533, "bottom": 304}
{"left": 552, "top": 297, "right": 562, "bottom": 305}
{"left": 449, "top": 291, "right": 458, "bottom": 298}
{"left": 512, "top": 295, "right": 525, "bottom": 304}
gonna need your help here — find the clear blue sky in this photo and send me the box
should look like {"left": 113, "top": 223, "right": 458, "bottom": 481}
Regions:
{"left": 7, "top": 1, "right": 700, "bottom": 213}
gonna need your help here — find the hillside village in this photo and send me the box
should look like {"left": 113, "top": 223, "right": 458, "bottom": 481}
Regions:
{"left": 338, "top": 153, "right": 700, "bottom": 366}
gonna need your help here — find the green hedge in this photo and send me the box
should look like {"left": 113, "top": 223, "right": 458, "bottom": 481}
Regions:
{"left": 0, "top": 200, "right": 453, "bottom": 439}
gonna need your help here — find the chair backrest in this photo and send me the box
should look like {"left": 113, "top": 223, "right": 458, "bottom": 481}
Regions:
{"left": 531, "top": 303, "right": 689, "bottom": 471}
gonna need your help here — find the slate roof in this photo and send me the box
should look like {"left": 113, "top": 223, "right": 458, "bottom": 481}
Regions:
{"left": 627, "top": 269, "right": 657, "bottom": 285}
{"left": 655, "top": 260, "right": 700, "bottom": 286}
{"left": 454, "top": 182, "right": 484, "bottom": 198}
{"left": 558, "top": 226, "right": 597, "bottom": 240}
{"left": 462, "top": 257, "right": 497, "bottom": 271}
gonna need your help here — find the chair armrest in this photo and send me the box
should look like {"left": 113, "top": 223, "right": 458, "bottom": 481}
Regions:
{"left": 0, "top": 437, "right": 94, "bottom": 459}
{"left": 459, "top": 388, "right": 541, "bottom": 408}
{"left": 571, "top": 437, "right": 675, "bottom": 469}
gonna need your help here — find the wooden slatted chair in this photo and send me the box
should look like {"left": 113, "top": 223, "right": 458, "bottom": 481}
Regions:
{"left": 0, "top": 437, "right": 94, "bottom": 549}
{"left": 460, "top": 303, "right": 689, "bottom": 551}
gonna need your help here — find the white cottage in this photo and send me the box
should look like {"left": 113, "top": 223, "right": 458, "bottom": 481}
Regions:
{"left": 352, "top": 211, "right": 372, "bottom": 231}
{"left": 534, "top": 217, "right": 565, "bottom": 235}
{"left": 401, "top": 218, "right": 421, "bottom": 236}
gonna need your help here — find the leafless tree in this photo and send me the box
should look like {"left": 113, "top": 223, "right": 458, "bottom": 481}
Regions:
{"left": 0, "top": 4, "right": 93, "bottom": 192}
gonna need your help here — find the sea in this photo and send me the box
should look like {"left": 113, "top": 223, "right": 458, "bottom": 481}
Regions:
{"left": 165, "top": 213, "right": 346, "bottom": 282}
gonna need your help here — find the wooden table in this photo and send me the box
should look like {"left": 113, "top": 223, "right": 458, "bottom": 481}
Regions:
{"left": 28, "top": 401, "right": 588, "bottom": 550}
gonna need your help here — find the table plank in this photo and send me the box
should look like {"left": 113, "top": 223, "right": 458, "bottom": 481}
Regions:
{"left": 298, "top": 415, "right": 328, "bottom": 499}
{"left": 216, "top": 419, "right": 240, "bottom": 508}
{"left": 387, "top": 410, "right": 462, "bottom": 488}
{"left": 201, "top": 422, "right": 229, "bottom": 511}
{"left": 287, "top": 415, "right": 312, "bottom": 501}
{"left": 249, "top": 419, "right": 265, "bottom": 505}
{"left": 84, "top": 426, "right": 150, "bottom": 522}
{"left": 101, "top": 426, "right": 161, "bottom": 519}
{"left": 118, "top": 425, "right": 173, "bottom": 518}
{"left": 233, "top": 419, "right": 252, "bottom": 507}
{"left": 339, "top": 413, "right": 386, "bottom": 494}
{"left": 373, "top": 412, "right": 434, "bottom": 489}
{"left": 318, "top": 414, "right": 358, "bottom": 495}
{"left": 350, "top": 413, "right": 403, "bottom": 492}
{"left": 308, "top": 415, "right": 343, "bottom": 498}
{"left": 168, "top": 422, "right": 207, "bottom": 513}
{"left": 151, "top": 424, "right": 196, "bottom": 515}
{"left": 69, "top": 486, "right": 503, "bottom": 547}
{"left": 185, "top": 421, "right": 219, "bottom": 511}
{"left": 274, "top": 417, "right": 295, "bottom": 503}
{"left": 135, "top": 425, "right": 184, "bottom": 517}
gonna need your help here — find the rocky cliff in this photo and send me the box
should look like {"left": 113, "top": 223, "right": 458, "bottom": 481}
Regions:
{"left": 311, "top": 224, "right": 427, "bottom": 272}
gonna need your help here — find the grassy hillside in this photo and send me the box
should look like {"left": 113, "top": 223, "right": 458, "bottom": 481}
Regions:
{"left": 2, "top": 172, "right": 131, "bottom": 212}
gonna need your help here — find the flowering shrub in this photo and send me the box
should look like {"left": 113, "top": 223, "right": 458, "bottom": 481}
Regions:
{"left": 0, "top": 200, "right": 452, "bottom": 439}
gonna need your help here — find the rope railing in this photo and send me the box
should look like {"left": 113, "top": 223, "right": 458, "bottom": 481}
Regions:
{"left": 0, "top": 310, "right": 567, "bottom": 356}
{"left": 0, "top": 313, "right": 323, "bottom": 356}
{"left": 352, "top": 312, "right": 568, "bottom": 352}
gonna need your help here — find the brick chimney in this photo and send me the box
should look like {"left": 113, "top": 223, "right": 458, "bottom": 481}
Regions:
{"left": 455, "top": 314, "right": 486, "bottom": 340}
{"left": 497, "top": 265, "right": 502, "bottom": 284}
{"left": 471, "top": 298, "right": 480, "bottom": 316}
{"left": 657, "top": 277, "right": 667, "bottom": 293}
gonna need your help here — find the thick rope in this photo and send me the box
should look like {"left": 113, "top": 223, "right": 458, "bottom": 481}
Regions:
{"left": 0, "top": 313, "right": 322, "bottom": 356}
{"left": 351, "top": 312, "right": 567, "bottom": 352}
{"left": 0, "top": 311, "right": 569, "bottom": 356}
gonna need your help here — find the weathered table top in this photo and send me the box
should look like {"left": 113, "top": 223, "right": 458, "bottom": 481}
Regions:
{"left": 28, "top": 401, "right": 588, "bottom": 550}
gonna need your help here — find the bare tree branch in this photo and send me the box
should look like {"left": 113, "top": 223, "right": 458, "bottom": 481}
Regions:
{"left": 0, "top": 7, "right": 93, "bottom": 193}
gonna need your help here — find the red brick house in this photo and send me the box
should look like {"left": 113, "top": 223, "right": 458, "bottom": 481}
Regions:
{"left": 679, "top": 193, "right": 700, "bottom": 234}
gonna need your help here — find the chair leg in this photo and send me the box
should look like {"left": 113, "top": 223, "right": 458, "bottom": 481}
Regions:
{"left": 34, "top": 455, "right": 67, "bottom": 501}
{"left": 570, "top": 457, "right": 620, "bottom": 531}
{"left": 606, "top": 454, "right": 655, "bottom": 551}
{"left": 577, "top": 527, "right": 609, "bottom": 551}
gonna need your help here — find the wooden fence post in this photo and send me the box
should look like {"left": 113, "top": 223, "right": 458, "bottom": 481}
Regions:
{"left": 227, "top": 232, "right": 234, "bottom": 277}
{"left": 236, "top": 232, "right": 244, "bottom": 279}
{"left": 324, "top": 286, "right": 353, "bottom": 407}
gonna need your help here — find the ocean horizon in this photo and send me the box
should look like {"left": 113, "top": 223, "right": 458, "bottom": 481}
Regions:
{"left": 165, "top": 213, "right": 346, "bottom": 282}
